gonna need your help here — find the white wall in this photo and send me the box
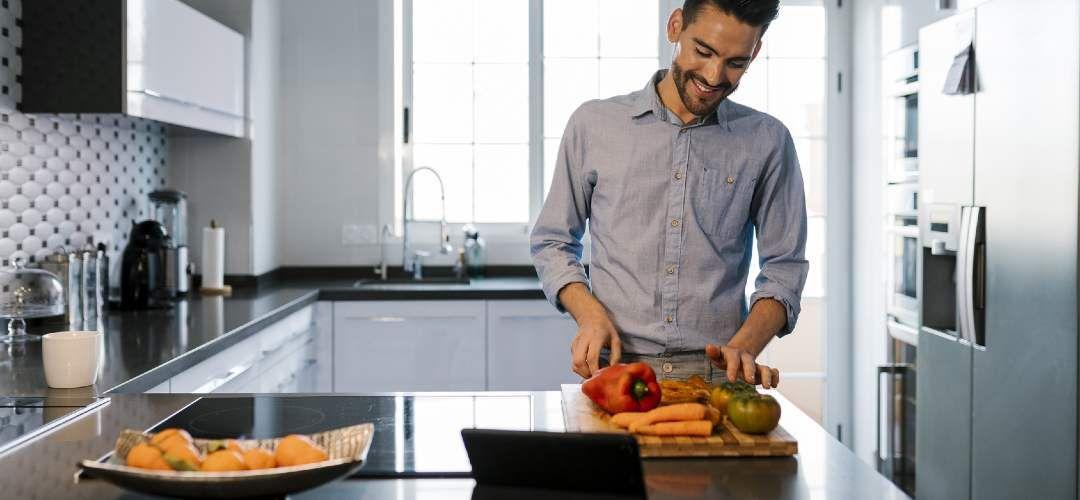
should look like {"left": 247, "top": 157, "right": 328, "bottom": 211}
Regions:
{"left": 850, "top": 0, "right": 888, "bottom": 467}
{"left": 279, "top": 0, "right": 382, "bottom": 267}
{"left": 251, "top": 0, "right": 282, "bottom": 275}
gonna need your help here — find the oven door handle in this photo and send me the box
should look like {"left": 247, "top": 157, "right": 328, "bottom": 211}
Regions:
{"left": 876, "top": 364, "right": 913, "bottom": 468}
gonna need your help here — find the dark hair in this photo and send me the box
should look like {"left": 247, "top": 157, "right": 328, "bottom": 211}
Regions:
{"left": 682, "top": 0, "right": 780, "bottom": 33}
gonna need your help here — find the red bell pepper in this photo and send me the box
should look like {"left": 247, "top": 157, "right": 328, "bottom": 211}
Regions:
{"left": 581, "top": 362, "right": 662, "bottom": 414}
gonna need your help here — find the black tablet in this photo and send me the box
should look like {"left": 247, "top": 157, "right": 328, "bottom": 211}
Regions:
{"left": 461, "top": 428, "right": 645, "bottom": 497}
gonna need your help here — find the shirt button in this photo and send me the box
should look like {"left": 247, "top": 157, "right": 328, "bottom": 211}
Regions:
{"left": 671, "top": 219, "right": 680, "bottom": 228}
{"left": 666, "top": 265, "right": 675, "bottom": 274}
{"left": 674, "top": 172, "right": 683, "bottom": 181}
{"left": 662, "top": 362, "right": 674, "bottom": 374}
{"left": 665, "top": 315, "right": 674, "bottom": 323}
{"left": 726, "top": 176, "right": 735, "bottom": 184}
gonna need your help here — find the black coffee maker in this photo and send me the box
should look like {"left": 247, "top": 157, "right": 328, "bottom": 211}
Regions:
{"left": 120, "top": 220, "right": 171, "bottom": 309}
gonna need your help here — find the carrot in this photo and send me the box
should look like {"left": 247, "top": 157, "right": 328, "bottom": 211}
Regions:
{"left": 628, "top": 403, "right": 707, "bottom": 433}
{"left": 610, "top": 412, "right": 646, "bottom": 429}
{"left": 632, "top": 420, "right": 713, "bottom": 437}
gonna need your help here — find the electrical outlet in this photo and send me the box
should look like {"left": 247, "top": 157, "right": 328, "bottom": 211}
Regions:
{"left": 341, "top": 224, "right": 377, "bottom": 246}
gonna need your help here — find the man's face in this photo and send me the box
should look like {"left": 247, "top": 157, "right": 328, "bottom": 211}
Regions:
{"left": 667, "top": 6, "right": 763, "bottom": 117}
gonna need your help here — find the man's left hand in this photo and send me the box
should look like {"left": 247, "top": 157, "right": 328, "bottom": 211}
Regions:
{"left": 706, "top": 344, "right": 780, "bottom": 390}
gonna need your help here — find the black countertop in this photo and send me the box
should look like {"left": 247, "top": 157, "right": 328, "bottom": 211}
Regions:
{"left": 0, "top": 277, "right": 545, "bottom": 399}
{"left": 0, "top": 392, "right": 910, "bottom": 500}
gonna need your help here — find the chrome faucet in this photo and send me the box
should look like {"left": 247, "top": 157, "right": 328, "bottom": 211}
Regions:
{"left": 402, "top": 166, "right": 453, "bottom": 279}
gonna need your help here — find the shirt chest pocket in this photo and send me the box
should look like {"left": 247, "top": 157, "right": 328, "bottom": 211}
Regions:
{"left": 692, "top": 161, "right": 759, "bottom": 239}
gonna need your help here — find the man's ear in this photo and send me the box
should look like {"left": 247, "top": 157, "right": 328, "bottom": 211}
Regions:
{"left": 667, "top": 8, "right": 683, "bottom": 43}
{"left": 750, "top": 35, "right": 764, "bottom": 62}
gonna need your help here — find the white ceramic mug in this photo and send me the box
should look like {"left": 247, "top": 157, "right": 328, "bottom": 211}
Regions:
{"left": 42, "top": 331, "right": 103, "bottom": 388}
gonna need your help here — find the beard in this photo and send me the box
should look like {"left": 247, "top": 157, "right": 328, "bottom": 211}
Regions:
{"left": 670, "top": 60, "right": 736, "bottom": 118}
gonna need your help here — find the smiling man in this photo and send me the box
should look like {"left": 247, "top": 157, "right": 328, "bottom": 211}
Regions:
{"left": 531, "top": 0, "right": 807, "bottom": 388}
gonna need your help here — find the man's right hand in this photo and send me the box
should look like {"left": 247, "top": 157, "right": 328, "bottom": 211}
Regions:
{"left": 558, "top": 282, "right": 622, "bottom": 378}
{"left": 570, "top": 313, "right": 622, "bottom": 379}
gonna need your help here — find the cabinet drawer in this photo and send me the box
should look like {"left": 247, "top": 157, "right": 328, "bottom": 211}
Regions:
{"left": 487, "top": 300, "right": 579, "bottom": 391}
{"left": 333, "top": 301, "right": 486, "bottom": 392}
{"left": 170, "top": 334, "right": 261, "bottom": 393}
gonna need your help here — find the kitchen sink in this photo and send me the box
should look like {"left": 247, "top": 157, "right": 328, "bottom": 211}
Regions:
{"left": 353, "top": 276, "right": 471, "bottom": 287}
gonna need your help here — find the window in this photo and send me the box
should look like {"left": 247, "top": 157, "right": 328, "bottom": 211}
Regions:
{"left": 543, "top": 0, "right": 659, "bottom": 193}
{"left": 408, "top": 0, "right": 531, "bottom": 224}
{"left": 405, "top": 0, "right": 660, "bottom": 226}
{"left": 736, "top": 2, "right": 828, "bottom": 423}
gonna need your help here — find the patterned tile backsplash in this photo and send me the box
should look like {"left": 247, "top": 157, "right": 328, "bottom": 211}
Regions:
{"left": 0, "top": 0, "right": 169, "bottom": 267}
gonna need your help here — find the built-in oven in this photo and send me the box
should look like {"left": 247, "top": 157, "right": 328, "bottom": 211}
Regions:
{"left": 886, "top": 183, "right": 919, "bottom": 331}
{"left": 878, "top": 43, "right": 920, "bottom": 498}
{"left": 884, "top": 44, "right": 919, "bottom": 184}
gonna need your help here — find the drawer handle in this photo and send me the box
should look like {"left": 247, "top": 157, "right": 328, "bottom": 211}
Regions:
{"left": 261, "top": 329, "right": 313, "bottom": 356}
{"left": 193, "top": 361, "right": 254, "bottom": 393}
{"left": 344, "top": 315, "right": 477, "bottom": 322}
{"left": 500, "top": 315, "right": 566, "bottom": 321}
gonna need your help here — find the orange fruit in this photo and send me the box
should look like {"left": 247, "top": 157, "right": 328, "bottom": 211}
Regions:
{"left": 242, "top": 448, "right": 277, "bottom": 470}
{"left": 200, "top": 450, "right": 245, "bottom": 472}
{"left": 161, "top": 442, "right": 204, "bottom": 471}
{"left": 149, "top": 428, "right": 192, "bottom": 448}
{"left": 126, "top": 443, "right": 171, "bottom": 470}
{"left": 274, "top": 435, "right": 329, "bottom": 467}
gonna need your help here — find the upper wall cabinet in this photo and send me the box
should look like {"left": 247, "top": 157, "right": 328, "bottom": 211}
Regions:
{"left": 20, "top": 0, "right": 245, "bottom": 137}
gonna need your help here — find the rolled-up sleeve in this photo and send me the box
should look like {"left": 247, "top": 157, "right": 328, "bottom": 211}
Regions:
{"left": 749, "top": 126, "right": 809, "bottom": 337}
{"left": 530, "top": 108, "right": 593, "bottom": 311}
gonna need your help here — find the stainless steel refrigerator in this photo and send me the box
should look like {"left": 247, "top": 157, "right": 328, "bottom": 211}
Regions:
{"left": 915, "top": 0, "right": 1079, "bottom": 499}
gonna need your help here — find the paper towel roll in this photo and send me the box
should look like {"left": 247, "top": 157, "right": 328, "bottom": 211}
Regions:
{"left": 202, "top": 225, "right": 225, "bottom": 290}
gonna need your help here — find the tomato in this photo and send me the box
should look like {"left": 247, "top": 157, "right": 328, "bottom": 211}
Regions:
{"left": 726, "top": 393, "right": 781, "bottom": 434}
{"left": 709, "top": 381, "right": 755, "bottom": 415}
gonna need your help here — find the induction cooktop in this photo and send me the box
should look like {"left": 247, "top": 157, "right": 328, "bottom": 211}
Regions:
{"left": 151, "top": 395, "right": 540, "bottom": 478}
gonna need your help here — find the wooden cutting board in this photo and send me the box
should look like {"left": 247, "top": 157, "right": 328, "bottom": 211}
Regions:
{"left": 561, "top": 384, "right": 797, "bottom": 458}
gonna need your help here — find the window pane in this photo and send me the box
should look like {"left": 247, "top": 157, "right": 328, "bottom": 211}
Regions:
{"left": 413, "top": 0, "right": 474, "bottom": 63}
{"left": 731, "top": 58, "right": 768, "bottom": 111}
{"left": 474, "top": 64, "right": 529, "bottom": 143}
{"left": 795, "top": 138, "right": 827, "bottom": 217}
{"left": 413, "top": 64, "right": 474, "bottom": 144}
{"left": 543, "top": 0, "right": 599, "bottom": 58}
{"left": 411, "top": 145, "right": 474, "bottom": 222}
{"left": 544, "top": 59, "right": 598, "bottom": 138}
{"left": 598, "top": 0, "right": 658, "bottom": 58}
{"left": 474, "top": 145, "right": 529, "bottom": 223}
{"left": 599, "top": 58, "right": 657, "bottom": 98}
{"left": 767, "top": 58, "right": 825, "bottom": 137}
{"left": 474, "top": 0, "right": 529, "bottom": 63}
{"left": 766, "top": 5, "right": 826, "bottom": 59}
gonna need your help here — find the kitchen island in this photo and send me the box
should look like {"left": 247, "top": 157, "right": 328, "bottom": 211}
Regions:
{"left": 0, "top": 391, "right": 909, "bottom": 499}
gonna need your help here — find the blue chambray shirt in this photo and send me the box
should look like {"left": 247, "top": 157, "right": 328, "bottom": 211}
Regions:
{"left": 531, "top": 70, "right": 808, "bottom": 355}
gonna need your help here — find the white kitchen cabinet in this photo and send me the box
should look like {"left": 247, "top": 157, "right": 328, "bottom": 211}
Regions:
{"left": 486, "top": 300, "right": 580, "bottom": 391}
{"left": 167, "top": 305, "right": 316, "bottom": 394}
{"left": 333, "top": 301, "right": 487, "bottom": 392}
{"left": 312, "top": 302, "right": 334, "bottom": 392}
{"left": 125, "top": 0, "right": 245, "bottom": 136}
{"left": 21, "top": 0, "right": 246, "bottom": 137}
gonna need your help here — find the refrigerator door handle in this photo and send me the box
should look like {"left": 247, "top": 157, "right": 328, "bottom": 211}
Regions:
{"left": 961, "top": 207, "right": 981, "bottom": 345}
{"left": 955, "top": 207, "right": 972, "bottom": 343}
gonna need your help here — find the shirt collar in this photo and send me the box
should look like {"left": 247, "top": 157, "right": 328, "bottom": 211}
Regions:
{"left": 630, "top": 69, "right": 728, "bottom": 129}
